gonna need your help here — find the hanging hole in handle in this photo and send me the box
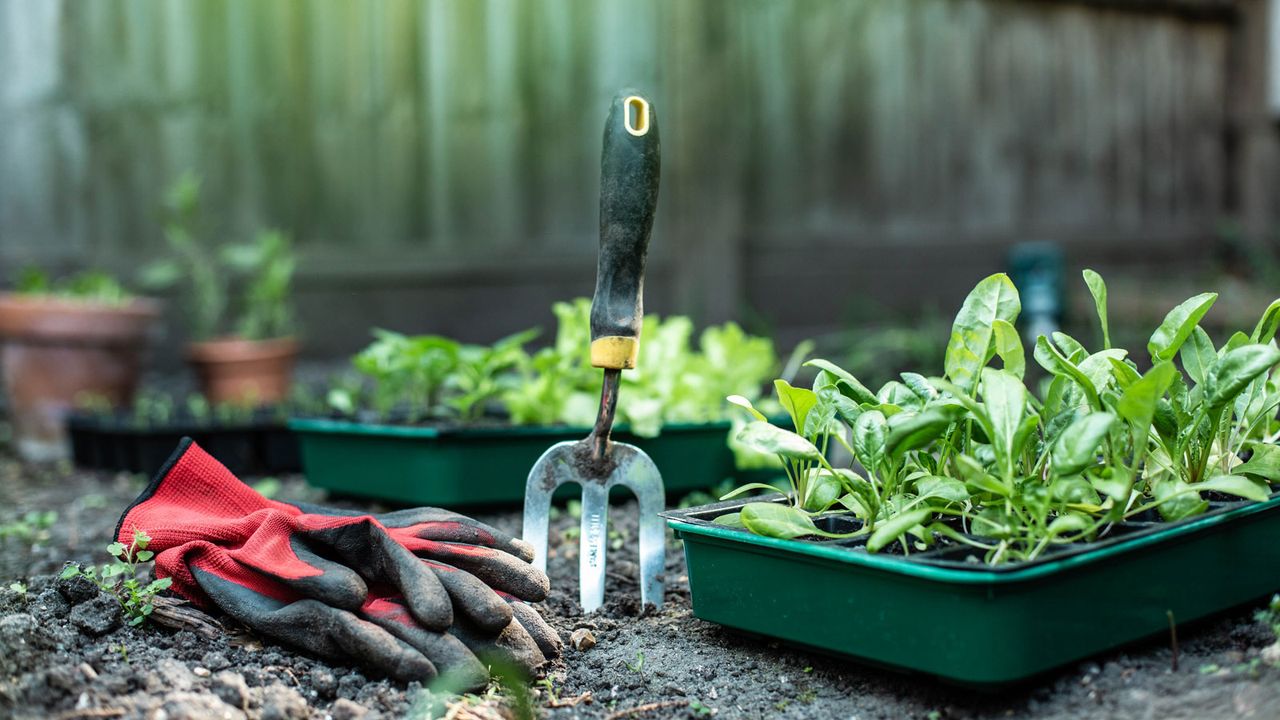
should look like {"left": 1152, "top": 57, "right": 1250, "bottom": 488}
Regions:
{"left": 624, "top": 95, "right": 649, "bottom": 136}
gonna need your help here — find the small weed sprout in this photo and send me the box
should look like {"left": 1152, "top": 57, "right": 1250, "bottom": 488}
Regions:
{"left": 689, "top": 699, "right": 715, "bottom": 716}
{"left": 624, "top": 651, "right": 646, "bottom": 673}
{"left": 61, "top": 529, "right": 172, "bottom": 626}
{"left": 8, "top": 581, "right": 27, "bottom": 596}
{"left": 0, "top": 510, "right": 57, "bottom": 546}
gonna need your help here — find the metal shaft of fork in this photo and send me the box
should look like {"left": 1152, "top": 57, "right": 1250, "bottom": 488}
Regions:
{"left": 590, "top": 368, "right": 621, "bottom": 462}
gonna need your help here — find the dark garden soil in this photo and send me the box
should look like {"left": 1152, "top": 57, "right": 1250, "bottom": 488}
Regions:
{"left": 1, "top": 452, "right": 1279, "bottom": 720}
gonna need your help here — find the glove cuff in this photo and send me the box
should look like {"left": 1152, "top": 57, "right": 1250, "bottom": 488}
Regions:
{"left": 114, "top": 438, "right": 290, "bottom": 547}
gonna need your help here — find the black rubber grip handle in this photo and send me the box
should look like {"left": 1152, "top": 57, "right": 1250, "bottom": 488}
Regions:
{"left": 590, "top": 90, "right": 661, "bottom": 370}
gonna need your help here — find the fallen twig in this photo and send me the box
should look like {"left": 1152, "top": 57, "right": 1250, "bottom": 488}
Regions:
{"left": 55, "top": 709, "right": 125, "bottom": 720}
{"left": 548, "top": 691, "right": 593, "bottom": 708}
{"left": 148, "top": 595, "right": 224, "bottom": 638}
{"left": 606, "top": 699, "right": 689, "bottom": 719}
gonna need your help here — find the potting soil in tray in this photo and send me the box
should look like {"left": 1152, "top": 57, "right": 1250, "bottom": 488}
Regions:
{"left": 289, "top": 417, "right": 760, "bottom": 507}
{"left": 663, "top": 495, "right": 1280, "bottom": 687}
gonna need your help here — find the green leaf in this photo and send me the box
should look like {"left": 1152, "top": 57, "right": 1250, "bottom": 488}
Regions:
{"left": 955, "top": 454, "right": 1011, "bottom": 497}
{"left": 1083, "top": 269, "right": 1111, "bottom": 349}
{"left": 1234, "top": 444, "right": 1280, "bottom": 482}
{"left": 106, "top": 542, "right": 126, "bottom": 558}
{"left": 1052, "top": 332, "right": 1088, "bottom": 362}
{"left": 1222, "top": 330, "right": 1252, "bottom": 356}
{"left": 816, "top": 385, "right": 862, "bottom": 426}
{"left": 885, "top": 404, "right": 965, "bottom": 460}
{"left": 773, "top": 380, "right": 817, "bottom": 434}
{"left": 1198, "top": 475, "right": 1271, "bottom": 503}
{"left": 1034, "top": 336, "right": 1100, "bottom": 410}
{"left": 876, "top": 381, "right": 918, "bottom": 409}
{"left": 1202, "top": 344, "right": 1280, "bottom": 410}
{"left": 1107, "top": 358, "right": 1141, "bottom": 389}
{"left": 740, "top": 503, "right": 819, "bottom": 539}
{"left": 726, "top": 395, "right": 767, "bottom": 422}
{"left": 1077, "top": 349, "right": 1128, "bottom": 393}
{"left": 1148, "top": 292, "right": 1217, "bottom": 362}
{"left": 899, "top": 372, "right": 938, "bottom": 401}
{"left": 990, "top": 320, "right": 1025, "bottom": 379}
{"left": 1090, "top": 468, "right": 1134, "bottom": 504}
{"left": 720, "top": 483, "right": 788, "bottom": 501}
{"left": 1117, "top": 361, "right": 1177, "bottom": 431}
{"left": 60, "top": 565, "right": 81, "bottom": 579}
{"left": 713, "top": 512, "right": 745, "bottom": 528}
{"left": 803, "top": 359, "right": 877, "bottom": 405}
{"left": 735, "top": 421, "right": 822, "bottom": 461}
{"left": 1180, "top": 327, "right": 1217, "bottom": 386}
{"left": 852, "top": 410, "right": 888, "bottom": 473}
{"left": 148, "top": 577, "right": 173, "bottom": 592}
{"left": 1154, "top": 479, "right": 1209, "bottom": 521}
{"left": 914, "top": 475, "right": 969, "bottom": 504}
{"left": 801, "top": 472, "right": 843, "bottom": 512}
{"left": 979, "top": 368, "right": 1028, "bottom": 475}
{"left": 134, "top": 551, "right": 154, "bottom": 562}
{"left": 1051, "top": 412, "right": 1115, "bottom": 475}
{"left": 1047, "top": 514, "right": 1091, "bottom": 537}
{"left": 1251, "top": 299, "right": 1280, "bottom": 343}
{"left": 867, "top": 508, "right": 933, "bottom": 552}
{"left": 944, "top": 273, "right": 1021, "bottom": 394}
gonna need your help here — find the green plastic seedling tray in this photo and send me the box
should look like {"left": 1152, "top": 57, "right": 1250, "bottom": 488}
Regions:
{"left": 290, "top": 417, "right": 748, "bottom": 507}
{"left": 663, "top": 495, "right": 1280, "bottom": 687}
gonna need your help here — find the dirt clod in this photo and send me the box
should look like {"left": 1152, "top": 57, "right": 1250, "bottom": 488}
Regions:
{"left": 69, "top": 595, "right": 120, "bottom": 637}
{"left": 211, "top": 671, "right": 251, "bottom": 711}
{"left": 329, "top": 697, "right": 369, "bottom": 720}
{"left": 0, "top": 613, "right": 54, "bottom": 676}
{"left": 56, "top": 569, "right": 99, "bottom": 605}
{"left": 258, "top": 685, "right": 309, "bottom": 720}
{"left": 160, "top": 691, "right": 246, "bottom": 720}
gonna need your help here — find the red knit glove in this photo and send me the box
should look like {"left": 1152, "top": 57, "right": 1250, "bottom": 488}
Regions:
{"left": 115, "top": 439, "right": 559, "bottom": 683}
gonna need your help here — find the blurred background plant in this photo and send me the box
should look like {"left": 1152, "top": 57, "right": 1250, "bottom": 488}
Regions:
{"left": 14, "top": 268, "right": 133, "bottom": 306}
{"left": 141, "top": 173, "right": 296, "bottom": 343}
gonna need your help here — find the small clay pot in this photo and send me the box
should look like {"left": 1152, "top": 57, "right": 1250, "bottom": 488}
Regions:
{"left": 186, "top": 336, "right": 298, "bottom": 405}
{"left": 0, "top": 294, "right": 159, "bottom": 461}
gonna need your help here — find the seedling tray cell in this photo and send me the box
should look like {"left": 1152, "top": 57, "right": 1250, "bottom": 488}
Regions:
{"left": 289, "top": 418, "right": 744, "bottom": 507}
{"left": 663, "top": 496, "right": 1280, "bottom": 687}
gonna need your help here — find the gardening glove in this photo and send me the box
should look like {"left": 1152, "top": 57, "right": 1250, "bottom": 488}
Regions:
{"left": 115, "top": 438, "right": 558, "bottom": 681}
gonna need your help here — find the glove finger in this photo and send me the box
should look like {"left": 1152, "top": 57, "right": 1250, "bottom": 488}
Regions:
{"left": 360, "top": 595, "right": 489, "bottom": 692}
{"left": 451, "top": 617, "right": 548, "bottom": 678}
{"left": 509, "top": 601, "right": 562, "bottom": 660}
{"left": 382, "top": 509, "right": 535, "bottom": 562}
{"left": 283, "top": 539, "right": 369, "bottom": 611}
{"left": 305, "top": 519, "right": 454, "bottom": 631}
{"left": 285, "top": 502, "right": 535, "bottom": 563}
{"left": 400, "top": 538, "right": 549, "bottom": 602}
{"left": 192, "top": 567, "right": 436, "bottom": 683}
{"left": 426, "top": 560, "right": 513, "bottom": 634}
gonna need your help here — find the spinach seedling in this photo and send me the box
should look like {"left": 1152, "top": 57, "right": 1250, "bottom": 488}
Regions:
{"left": 718, "top": 269, "right": 1280, "bottom": 565}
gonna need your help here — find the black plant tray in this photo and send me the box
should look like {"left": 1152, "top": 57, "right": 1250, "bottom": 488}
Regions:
{"left": 66, "top": 410, "right": 300, "bottom": 477}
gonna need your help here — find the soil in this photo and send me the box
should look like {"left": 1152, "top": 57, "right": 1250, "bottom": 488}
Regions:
{"left": 2, "top": 451, "right": 1279, "bottom": 720}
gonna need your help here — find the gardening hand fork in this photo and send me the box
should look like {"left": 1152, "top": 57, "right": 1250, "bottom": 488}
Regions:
{"left": 523, "top": 90, "right": 664, "bottom": 613}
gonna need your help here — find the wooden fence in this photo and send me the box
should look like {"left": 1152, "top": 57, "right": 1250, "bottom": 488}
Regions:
{"left": 0, "top": 0, "right": 1242, "bottom": 356}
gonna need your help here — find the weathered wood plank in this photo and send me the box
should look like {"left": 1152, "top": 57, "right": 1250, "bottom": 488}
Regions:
{"left": 0, "top": 0, "right": 1242, "bottom": 354}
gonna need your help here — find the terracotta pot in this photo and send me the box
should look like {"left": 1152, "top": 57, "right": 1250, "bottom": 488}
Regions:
{"left": 0, "top": 294, "right": 159, "bottom": 461}
{"left": 186, "top": 337, "right": 298, "bottom": 405}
